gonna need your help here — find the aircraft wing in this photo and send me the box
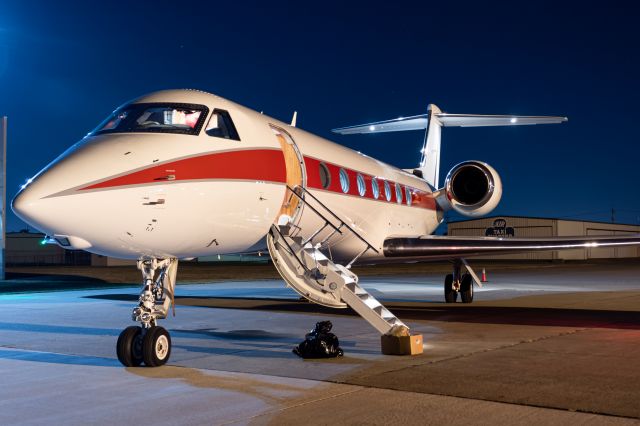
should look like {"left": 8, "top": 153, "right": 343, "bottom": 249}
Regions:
{"left": 383, "top": 234, "right": 640, "bottom": 260}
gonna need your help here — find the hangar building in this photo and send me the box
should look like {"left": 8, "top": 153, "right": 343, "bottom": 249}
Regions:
{"left": 447, "top": 216, "right": 640, "bottom": 260}
{"left": 5, "top": 231, "right": 263, "bottom": 266}
{"left": 6, "top": 231, "right": 91, "bottom": 265}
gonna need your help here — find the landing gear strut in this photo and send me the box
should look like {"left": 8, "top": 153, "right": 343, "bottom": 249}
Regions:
{"left": 443, "top": 259, "right": 476, "bottom": 304}
{"left": 116, "top": 258, "right": 177, "bottom": 367}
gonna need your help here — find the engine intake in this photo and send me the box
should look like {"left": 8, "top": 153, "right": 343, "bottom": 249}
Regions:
{"left": 439, "top": 161, "right": 502, "bottom": 217}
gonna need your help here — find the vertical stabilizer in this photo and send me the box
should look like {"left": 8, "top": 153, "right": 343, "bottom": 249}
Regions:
{"left": 418, "top": 104, "right": 442, "bottom": 188}
{"left": 331, "top": 105, "right": 567, "bottom": 190}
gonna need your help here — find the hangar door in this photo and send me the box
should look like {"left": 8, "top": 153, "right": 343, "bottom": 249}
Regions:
{"left": 587, "top": 228, "right": 615, "bottom": 259}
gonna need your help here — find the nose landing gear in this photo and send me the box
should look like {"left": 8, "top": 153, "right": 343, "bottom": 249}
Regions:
{"left": 116, "top": 258, "right": 177, "bottom": 367}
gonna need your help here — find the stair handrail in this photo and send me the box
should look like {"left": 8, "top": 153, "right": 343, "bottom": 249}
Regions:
{"left": 287, "top": 185, "right": 379, "bottom": 254}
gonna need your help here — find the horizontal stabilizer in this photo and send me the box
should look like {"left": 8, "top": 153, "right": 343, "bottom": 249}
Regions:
{"left": 383, "top": 234, "right": 640, "bottom": 260}
{"left": 333, "top": 113, "right": 568, "bottom": 134}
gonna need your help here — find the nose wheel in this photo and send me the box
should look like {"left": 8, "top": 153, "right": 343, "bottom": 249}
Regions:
{"left": 116, "top": 326, "right": 144, "bottom": 367}
{"left": 117, "top": 325, "right": 171, "bottom": 367}
{"left": 143, "top": 326, "right": 171, "bottom": 367}
{"left": 117, "top": 258, "right": 178, "bottom": 367}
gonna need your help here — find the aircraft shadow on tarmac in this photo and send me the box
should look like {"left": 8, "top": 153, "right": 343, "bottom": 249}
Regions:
{"left": 0, "top": 321, "right": 373, "bottom": 367}
{"left": 171, "top": 329, "right": 374, "bottom": 357}
{"left": 87, "top": 294, "right": 640, "bottom": 330}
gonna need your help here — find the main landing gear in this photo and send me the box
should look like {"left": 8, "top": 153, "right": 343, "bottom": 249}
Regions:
{"left": 443, "top": 259, "right": 477, "bottom": 304}
{"left": 116, "top": 258, "right": 177, "bottom": 367}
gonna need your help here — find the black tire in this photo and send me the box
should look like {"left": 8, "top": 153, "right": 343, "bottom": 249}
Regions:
{"left": 444, "top": 274, "right": 458, "bottom": 303}
{"left": 117, "top": 326, "right": 143, "bottom": 367}
{"left": 142, "top": 326, "right": 171, "bottom": 367}
{"left": 460, "top": 273, "right": 474, "bottom": 303}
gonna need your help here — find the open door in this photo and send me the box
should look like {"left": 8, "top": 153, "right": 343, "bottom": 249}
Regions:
{"left": 270, "top": 125, "right": 305, "bottom": 222}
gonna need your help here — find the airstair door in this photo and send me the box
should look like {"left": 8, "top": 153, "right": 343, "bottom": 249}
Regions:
{"left": 271, "top": 125, "right": 306, "bottom": 223}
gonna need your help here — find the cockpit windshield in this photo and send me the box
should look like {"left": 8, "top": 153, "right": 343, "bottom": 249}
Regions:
{"left": 92, "top": 103, "right": 209, "bottom": 136}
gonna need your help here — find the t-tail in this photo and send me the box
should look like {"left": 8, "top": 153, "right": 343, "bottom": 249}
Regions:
{"left": 332, "top": 105, "right": 567, "bottom": 188}
{"left": 333, "top": 105, "right": 567, "bottom": 218}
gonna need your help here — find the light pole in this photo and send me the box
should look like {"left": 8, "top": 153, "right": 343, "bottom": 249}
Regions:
{"left": 0, "top": 117, "right": 6, "bottom": 280}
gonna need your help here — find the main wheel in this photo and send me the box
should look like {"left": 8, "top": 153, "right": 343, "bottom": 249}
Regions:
{"left": 460, "top": 273, "right": 474, "bottom": 303}
{"left": 444, "top": 274, "right": 458, "bottom": 303}
{"left": 117, "top": 326, "right": 144, "bottom": 367}
{"left": 142, "top": 326, "right": 171, "bottom": 367}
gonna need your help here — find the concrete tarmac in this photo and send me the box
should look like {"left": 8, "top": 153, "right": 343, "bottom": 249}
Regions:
{"left": 1, "top": 262, "right": 639, "bottom": 425}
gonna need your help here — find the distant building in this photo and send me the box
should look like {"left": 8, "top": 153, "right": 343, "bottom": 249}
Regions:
{"left": 6, "top": 231, "right": 134, "bottom": 266}
{"left": 90, "top": 255, "right": 136, "bottom": 267}
{"left": 197, "top": 253, "right": 269, "bottom": 263}
{"left": 6, "top": 231, "right": 91, "bottom": 266}
{"left": 448, "top": 216, "right": 640, "bottom": 260}
{"left": 6, "top": 231, "right": 267, "bottom": 266}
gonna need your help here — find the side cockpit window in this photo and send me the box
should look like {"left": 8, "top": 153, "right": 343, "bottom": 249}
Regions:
{"left": 206, "top": 109, "right": 240, "bottom": 141}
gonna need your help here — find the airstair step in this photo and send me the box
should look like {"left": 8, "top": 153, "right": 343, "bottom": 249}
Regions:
{"left": 363, "top": 299, "right": 381, "bottom": 309}
{"left": 308, "top": 268, "right": 325, "bottom": 280}
{"left": 317, "top": 258, "right": 329, "bottom": 267}
{"left": 290, "top": 236, "right": 304, "bottom": 246}
{"left": 278, "top": 224, "right": 292, "bottom": 236}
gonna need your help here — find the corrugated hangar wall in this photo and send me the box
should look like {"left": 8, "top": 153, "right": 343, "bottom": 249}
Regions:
{"left": 447, "top": 216, "right": 640, "bottom": 260}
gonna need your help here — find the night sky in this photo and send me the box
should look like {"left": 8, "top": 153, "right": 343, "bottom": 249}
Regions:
{"left": 1, "top": 1, "right": 639, "bottom": 231}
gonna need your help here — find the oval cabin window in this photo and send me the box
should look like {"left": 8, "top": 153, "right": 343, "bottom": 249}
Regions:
{"left": 339, "top": 168, "right": 350, "bottom": 193}
{"left": 405, "top": 186, "right": 412, "bottom": 206}
{"left": 319, "top": 163, "right": 331, "bottom": 189}
{"left": 357, "top": 174, "right": 366, "bottom": 196}
{"left": 371, "top": 178, "right": 380, "bottom": 199}
{"left": 384, "top": 181, "right": 391, "bottom": 201}
{"left": 395, "top": 183, "right": 403, "bottom": 204}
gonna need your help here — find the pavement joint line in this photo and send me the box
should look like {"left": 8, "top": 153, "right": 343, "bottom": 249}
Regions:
{"left": 322, "top": 379, "right": 640, "bottom": 421}
{"left": 216, "top": 372, "right": 640, "bottom": 424}
{"left": 349, "top": 327, "right": 591, "bottom": 379}
{"left": 217, "top": 387, "right": 365, "bottom": 426}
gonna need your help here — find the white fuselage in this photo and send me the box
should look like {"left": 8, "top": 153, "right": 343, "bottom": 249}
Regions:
{"left": 13, "top": 90, "right": 441, "bottom": 263}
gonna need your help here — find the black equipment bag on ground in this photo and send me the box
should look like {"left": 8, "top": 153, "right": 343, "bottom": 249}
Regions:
{"left": 293, "top": 321, "right": 344, "bottom": 359}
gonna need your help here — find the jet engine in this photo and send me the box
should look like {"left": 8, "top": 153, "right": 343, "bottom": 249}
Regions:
{"left": 438, "top": 161, "right": 502, "bottom": 217}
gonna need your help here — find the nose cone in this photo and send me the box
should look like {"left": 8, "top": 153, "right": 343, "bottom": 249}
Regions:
{"left": 12, "top": 179, "right": 51, "bottom": 233}
{"left": 12, "top": 139, "right": 89, "bottom": 234}
{"left": 12, "top": 181, "right": 92, "bottom": 250}
{"left": 12, "top": 150, "right": 77, "bottom": 235}
{"left": 12, "top": 186, "right": 29, "bottom": 220}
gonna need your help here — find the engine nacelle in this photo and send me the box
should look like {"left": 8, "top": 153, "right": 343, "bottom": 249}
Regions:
{"left": 439, "top": 161, "right": 502, "bottom": 217}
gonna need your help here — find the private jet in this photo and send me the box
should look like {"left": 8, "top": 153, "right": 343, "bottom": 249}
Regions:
{"left": 12, "top": 89, "right": 640, "bottom": 366}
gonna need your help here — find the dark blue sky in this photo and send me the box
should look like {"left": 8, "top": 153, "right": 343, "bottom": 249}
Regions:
{"left": 1, "top": 1, "right": 639, "bottom": 230}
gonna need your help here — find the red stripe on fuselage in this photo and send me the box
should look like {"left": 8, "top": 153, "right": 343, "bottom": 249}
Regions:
{"left": 78, "top": 148, "right": 436, "bottom": 211}
{"left": 81, "top": 149, "right": 287, "bottom": 190}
